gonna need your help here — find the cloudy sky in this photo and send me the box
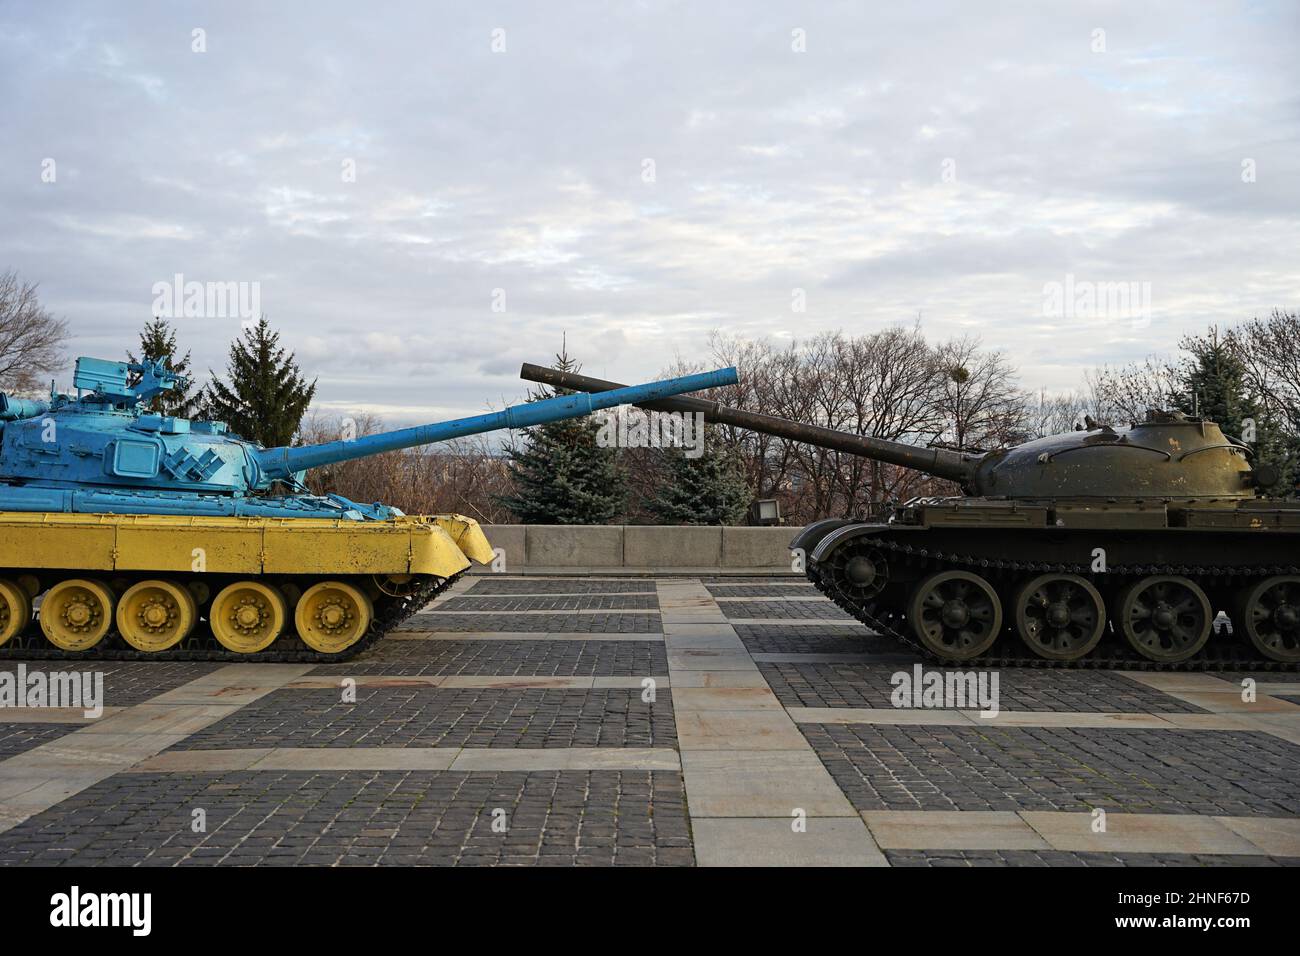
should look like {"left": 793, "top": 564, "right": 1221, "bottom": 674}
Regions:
{"left": 1, "top": 1, "right": 1297, "bottom": 425}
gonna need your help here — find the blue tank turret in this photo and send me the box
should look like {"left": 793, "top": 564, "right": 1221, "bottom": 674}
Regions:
{"left": 0, "top": 356, "right": 738, "bottom": 520}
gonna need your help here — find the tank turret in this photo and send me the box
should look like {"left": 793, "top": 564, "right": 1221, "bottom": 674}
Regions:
{"left": 520, "top": 361, "right": 1300, "bottom": 668}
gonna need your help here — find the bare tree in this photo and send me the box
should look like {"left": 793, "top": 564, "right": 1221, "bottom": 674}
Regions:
{"left": 300, "top": 410, "right": 518, "bottom": 522}
{"left": 1085, "top": 355, "right": 1180, "bottom": 424}
{"left": 1018, "top": 388, "right": 1092, "bottom": 439}
{"left": 933, "top": 335, "right": 1022, "bottom": 451}
{"left": 0, "top": 271, "right": 70, "bottom": 392}
{"left": 1232, "top": 309, "right": 1300, "bottom": 434}
{"left": 698, "top": 324, "right": 1023, "bottom": 523}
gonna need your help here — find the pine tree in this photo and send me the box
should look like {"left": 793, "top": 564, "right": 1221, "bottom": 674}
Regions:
{"left": 203, "top": 317, "right": 317, "bottom": 447}
{"left": 497, "top": 348, "right": 627, "bottom": 524}
{"left": 127, "top": 318, "right": 198, "bottom": 416}
{"left": 1175, "top": 328, "right": 1294, "bottom": 491}
{"left": 1173, "top": 330, "right": 1253, "bottom": 434}
{"left": 647, "top": 428, "right": 752, "bottom": 525}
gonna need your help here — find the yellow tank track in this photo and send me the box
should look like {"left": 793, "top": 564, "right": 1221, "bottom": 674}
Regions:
{"left": 0, "top": 512, "right": 494, "bottom": 662}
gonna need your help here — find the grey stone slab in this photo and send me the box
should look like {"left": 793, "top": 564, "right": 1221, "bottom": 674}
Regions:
{"left": 862, "top": 810, "right": 1050, "bottom": 850}
{"left": 675, "top": 710, "right": 809, "bottom": 750}
{"left": 692, "top": 818, "right": 887, "bottom": 866}
{"left": 682, "top": 750, "right": 856, "bottom": 817}
{"left": 1021, "top": 812, "right": 1261, "bottom": 855}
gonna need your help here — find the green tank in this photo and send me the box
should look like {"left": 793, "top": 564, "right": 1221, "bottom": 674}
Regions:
{"left": 519, "top": 362, "right": 1298, "bottom": 670}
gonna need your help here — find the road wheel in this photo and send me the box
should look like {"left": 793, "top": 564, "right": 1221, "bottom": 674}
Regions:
{"left": 1014, "top": 573, "right": 1106, "bottom": 662}
{"left": 0, "top": 578, "right": 32, "bottom": 647}
{"left": 1236, "top": 575, "right": 1300, "bottom": 663}
{"left": 117, "top": 580, "right": 197, "bottom": 653}
{"left": 210, "top": 581, "right": 287, "bottom": 654}
{"left": 1117, "top": 575, "right": 1212, "bottom": 663}
{"left": 908, "top": 570, "right": 1002, "bottom": 661}
{"left": 295, "top": 580, "right": 373, "bottom": 655}
{"left": 41, "top": 579, "right": 115, "bottom": 651}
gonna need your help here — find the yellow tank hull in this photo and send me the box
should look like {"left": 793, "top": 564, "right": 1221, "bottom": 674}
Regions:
{"left": 0, "top": 512, "right": 494, "bottom": 660}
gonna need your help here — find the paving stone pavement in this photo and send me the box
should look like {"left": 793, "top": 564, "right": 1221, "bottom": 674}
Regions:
{"left": 307, "top": 638, "right": 668, "bottom": 677}
{"left": 0, "top": 661, "right": 223, "bottom": 707}
{"left": 397, "top": 612, "right": 662, "bottom": 633}
{"left": 735, "top": 623, "right": 901, "bottom": 656}
{"left": 759, "top": 662, "right": 1208, "bottom": 713}
{"left": 802, "top": 723, "right": 1300, "bottom": 815}
{"left": 0, "top": 770, "right": 692, "bottom": 866}
{"left": 0, "top": 572, "right": 1295, "bottom": 867}
{"left": 466, "top": 579, "right": 655, "bottom": 595}
{"left": 441, "top": 595, "right": 659, "bottom": 611}
{"left": 717, "top": 599, "right": 855, "bottom": 621}
{"left": 703, "top": 583, "right": 820, "bottom": 597}
{"left": 169, "top": 687, "right": 677, "bottom": 750}
{"left": 0, "top": 724, "right": 82, "bottom": 759}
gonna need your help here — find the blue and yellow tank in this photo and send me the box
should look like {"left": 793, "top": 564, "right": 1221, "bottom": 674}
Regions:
{"left": 0, "top": 356, "right": 736, "bottom": 659}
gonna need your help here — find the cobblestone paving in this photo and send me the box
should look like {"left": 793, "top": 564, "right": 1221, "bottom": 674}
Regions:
{"left": 717, "top": 599, "right": 854, "bottom": 620}
{"left": 2, "top": 573, "right": 1296, "bottom": 868}
{"left": 735, "top": 623, "right": 912, "bottom": 656}
{"left": 760, "top": 662, "right": 1208, "bottom": 713}
{"left": 169, "top": 688, "right": 677, "bottom": 750}
{"left": 699, "top": 577, "right": 805, "bottom": 585}
{"left": 310, "top": 639, "right": 668, "bottom": 677}
{"left": 0, "top": 770, "right": 694, "bottom": 867}
{"left": 466, "top": 579, "right": 654, "bottom": 595}
{"left": 0, "top": 723, "right": 82, "bottom": 759}
{"left": 703, "top": 583, "right": 820, "bottom": 597}
{"left": 440, "top": 595, "right": 659, "bottom": 611}
{"left": 883, "top": 849, "right": 1300, "bottom": 867}
{"left": 397, "top": 612, "right": 662, "bottom": 633}
{"left": 802, "top": 724, "right": 1300, "bottom": 815}
{"left": 0, "top": 661, "right": 222, "bottom": 707}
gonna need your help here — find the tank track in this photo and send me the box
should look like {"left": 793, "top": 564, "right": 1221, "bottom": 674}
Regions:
{"left": 0, "top": 574, "right": 459, "bottom": 664}
{"left": 809, "top": 535, "right": 1300, "bottom": 672}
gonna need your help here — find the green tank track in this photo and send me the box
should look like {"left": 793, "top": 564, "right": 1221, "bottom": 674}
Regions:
{"left": 809, "top": 534, "right": 1300, "bottom": 672}
{"left": 0, "top": 574, "right": 458, "bottom": 664}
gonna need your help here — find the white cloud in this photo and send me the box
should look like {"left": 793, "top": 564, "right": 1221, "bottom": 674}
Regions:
{"left": 0, "top": 0, "right": 1295, "bottom": 424}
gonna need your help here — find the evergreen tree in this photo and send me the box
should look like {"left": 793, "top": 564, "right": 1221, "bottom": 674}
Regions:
{"left": 497, "top": 348, "right": 627, "bottom": 524}
{"left": 1174, "top": 328, "right": 1294, "bottom": 491}
{"left": 203, "top": 317, "right": 317, "bottom": 447}
{"left": 127, "top": 318, "right": 198, "bottom": 416}
{"left": 647, "top": 428, "right": 752, "bottom": 525}
{"left": 1172, "top": 329, "right": 1254, "bottom": 433}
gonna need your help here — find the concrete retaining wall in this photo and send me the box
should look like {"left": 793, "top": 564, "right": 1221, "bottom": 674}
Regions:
{"left": 472, "top": 524, "right": 795, "bottom": 573}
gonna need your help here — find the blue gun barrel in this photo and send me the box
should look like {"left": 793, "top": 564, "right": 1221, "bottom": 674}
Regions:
{"left": 255, "top": 366, "right": 739, "bottom": 484}
{"left": 0, "top": 394, "right": 51, "bottom": 422}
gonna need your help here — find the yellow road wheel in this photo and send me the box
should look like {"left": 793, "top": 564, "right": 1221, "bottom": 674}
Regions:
{"left": 210, "top": 581, "right": 287, "bottom": 654}
{"left": 0, "top": 579, "right": 32, "bottom": 646}
{"left": 295, "top": 580, "right": 374, "bottom": 655}
{"left": 41, "top": 579, "right": 115, "bottom": 651}
{"left": 116, "top": 580, "right": 197, "bottom": 653}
